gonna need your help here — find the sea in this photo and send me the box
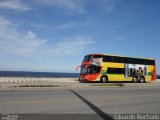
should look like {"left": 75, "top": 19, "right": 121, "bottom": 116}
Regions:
{"left": 0, "top": 71, "right": 79, "bottom": 78}
{"left": 0, "top": 71, "right": 159, "bottom": 79}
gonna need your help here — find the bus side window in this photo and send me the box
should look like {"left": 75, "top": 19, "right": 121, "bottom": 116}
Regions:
{"left": 115, "top": 57, "right": 121, "bottom": 63}
{"left": 103, "top": 56, "right": 112, "bottom": 62}
{"left": 135, "top": 58, "right": 139, "bottom": 64}
{"left": 132, "top": 58, "right": 136, "bottom": 64}
{"left": 108, "top": 68, "right": 124, "bottom": 74}
{"left": 111, "top": 56, "right": 116, "bottom": 62}
{"left": 103, "top": 56, "right": 107, "bottom": 62}
{"left": 144, "top": 60, "right": 147, "bottom": 65}
{"left": 120, "top": 57, "right": 124, "bottom": 63}
{"left": 108, "top": 68, "right": 114, "bottom": 73}
{"left": 125, "top": 58, "right": 130, "bottom": 64}
{"left": 150, "top": 60, "right": 155, "bottom": 65}
{"left": 139, "top": 59, "right": 144, "bottom": 65}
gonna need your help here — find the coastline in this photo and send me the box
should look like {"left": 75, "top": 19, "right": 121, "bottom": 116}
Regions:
{"left": 0, "top": 77, "right": 79, "bottom": 83}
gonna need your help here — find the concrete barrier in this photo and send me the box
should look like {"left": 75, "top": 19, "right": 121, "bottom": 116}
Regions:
{"left": 0, "top": 77, "right": 79, "bottom": 83}
{"left": 152, "top": 79, "right": 160, "bottom": 82}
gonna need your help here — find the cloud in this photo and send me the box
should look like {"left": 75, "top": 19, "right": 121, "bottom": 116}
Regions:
{"left": 0, "top": 17, "right": 47, "bottom": 55}
{"left": 56, "top": 20, "right": 91, "bottom": 30}
{"left": 56, "top": 22, "right": 77, "bottom": 30}
{"left": 29, "top": 21, "right": 90, "bottom": 32}
{"left": 0, "top": 0, "right": 30, "bottom": 11}
{"left": 49, "top": 36, "right": 95, "bottom": 55}
{"left": 0, "top": 17, "right": 94, "bottom": 57}
{"left": 100, "top": 0, "right": 118, "bottom": 13}
{"left": 34, "top": 0, "right": 87, "bottom": 14}
{"left": 114, "top": 36, "right": 126, "bottom": 40}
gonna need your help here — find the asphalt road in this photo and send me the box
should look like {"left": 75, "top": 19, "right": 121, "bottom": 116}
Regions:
{"left": 0, "top": 86, "right": 160, "bottom": 120}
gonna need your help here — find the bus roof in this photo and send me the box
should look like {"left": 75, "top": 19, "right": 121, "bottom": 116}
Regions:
{"left": 86, "top": 53, "right": 155, "bottom": 60}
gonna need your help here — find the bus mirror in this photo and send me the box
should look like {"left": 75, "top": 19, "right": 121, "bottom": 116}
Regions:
{"left": 76, "top": 66, "right": 81, "bottom": 71}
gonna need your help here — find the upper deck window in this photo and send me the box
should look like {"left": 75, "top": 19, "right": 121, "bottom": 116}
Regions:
{"left": 92, "top": 55, "right": 104, "bottom": 59}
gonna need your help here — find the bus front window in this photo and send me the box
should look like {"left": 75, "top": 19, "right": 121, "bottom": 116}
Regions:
{"left": 80, "top": 66, "right": 87, "bottom": 74}
{"left": 81, "top": 65, "right": 101, "bottom": 74}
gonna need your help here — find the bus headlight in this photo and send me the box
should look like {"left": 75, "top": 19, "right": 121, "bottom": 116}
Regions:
{"left": 85, "top": 75, "right": 88, "bottom": 79}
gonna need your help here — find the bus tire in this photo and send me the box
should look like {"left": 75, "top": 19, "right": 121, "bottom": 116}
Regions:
{"left": 100, "top": 76, "right": 108, "bottom": 83}
{"left": 132, "top": 76, "right": 138, "bottom": 83}
{"left": 139, "top": 76, "right": 145, "bottom": 83}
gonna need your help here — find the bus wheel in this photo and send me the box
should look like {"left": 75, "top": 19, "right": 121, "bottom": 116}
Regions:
{"left": 132, "top": 77, "right": 138, "bottom": 83}
{"left": 100, "top": 76, "right": 108, "bottom": 83}
{"left": 139, "top": 77, "right": 145, "bottom": 83}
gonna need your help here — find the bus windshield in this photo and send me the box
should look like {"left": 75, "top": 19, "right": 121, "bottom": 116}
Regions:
{"left": 80, "top": 65, "right": 101, "bottom": 74}
{"left": 83, "top": 55, "right": 92, "bottom": 62}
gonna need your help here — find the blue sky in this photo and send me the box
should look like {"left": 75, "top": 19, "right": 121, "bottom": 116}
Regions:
{"left": 0, "top": 0, "right": 159, "bottom": 74}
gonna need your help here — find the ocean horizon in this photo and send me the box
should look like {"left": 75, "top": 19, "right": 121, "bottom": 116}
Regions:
{"left": 0, "top": 71, "right": 79, "bottom": 78}
{"left": 0, "top": 71, "right": 159, "bottom": 79}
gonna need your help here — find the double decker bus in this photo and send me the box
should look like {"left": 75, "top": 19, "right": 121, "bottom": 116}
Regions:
{"left": 77, "top": 54, "right": 156, "bottom": 83}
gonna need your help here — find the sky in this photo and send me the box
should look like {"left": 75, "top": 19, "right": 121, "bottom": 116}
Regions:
{"left": 0, "top": 0, "right": 159, "bottom": 74}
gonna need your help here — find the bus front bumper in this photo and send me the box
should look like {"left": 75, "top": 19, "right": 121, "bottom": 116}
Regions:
{"left": 79, "top": 74, "right": 99, "bottom": 82}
